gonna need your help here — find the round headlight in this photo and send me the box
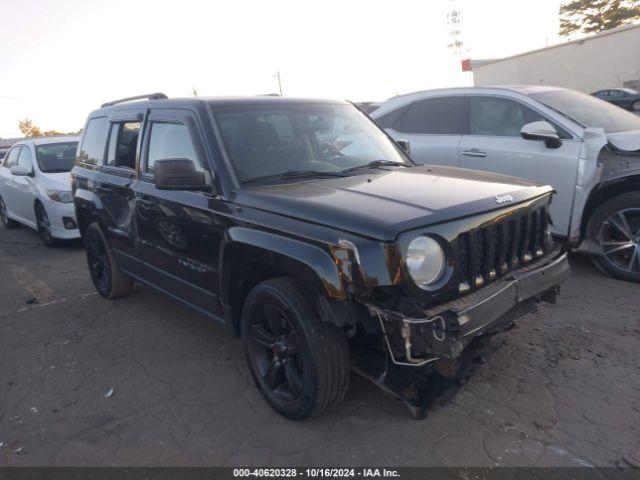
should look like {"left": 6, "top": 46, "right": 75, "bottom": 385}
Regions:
{"left": 405, "top": 236, "right": 446, "bottom": 287}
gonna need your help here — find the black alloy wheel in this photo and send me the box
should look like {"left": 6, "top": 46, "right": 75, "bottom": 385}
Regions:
{"left": 86, "top": 225, "right": 112, "bottom": 297}
{"left": 84, "top": 223, "right": 135, "bottom": 299}
{"left": 242, "top": 277, "right": 350, "bottom": 420}
{"left": 247, "top": 302, "right": 305, "bottom": 402}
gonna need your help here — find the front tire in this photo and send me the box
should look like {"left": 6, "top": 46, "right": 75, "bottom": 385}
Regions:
{"left": 587, "top": 192, "right": 640, "bottom": 283}
{"left": 35, "top": 203, "right": 60, "bottom": 247}
{"left": 242, "top": 277, "right": 350, "bottom": 420}
{"left": 85, "top": 223, "right": 134, "bottom": 298}
{"left": 0, "top": 196, "right": 19, "bottom": 229}
{"left": 632, "top": 100, "right": 640, "bottom": 112}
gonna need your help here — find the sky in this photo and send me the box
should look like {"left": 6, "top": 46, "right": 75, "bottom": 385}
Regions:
{"left": 0, "top": 0, "right": 563, "bottom": 137}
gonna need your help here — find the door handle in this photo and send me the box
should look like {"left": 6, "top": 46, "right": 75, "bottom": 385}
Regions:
{"left": 462, "top": 149, "right": 487, "bottom": 158}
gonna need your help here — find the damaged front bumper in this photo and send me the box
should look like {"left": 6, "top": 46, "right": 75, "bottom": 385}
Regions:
{"left": 375, "top": 250, "right": 570, "bottom": 366}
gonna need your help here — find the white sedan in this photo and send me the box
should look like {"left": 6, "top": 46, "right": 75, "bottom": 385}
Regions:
{"left": 0, "top": 136, "right": 81, "bottom": 246}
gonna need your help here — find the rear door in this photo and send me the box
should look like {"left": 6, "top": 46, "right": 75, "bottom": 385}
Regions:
{"left": 379, "top": 96, "right": 464, "bottom": 166}
{"left": 134, "top": 108, "right": 224, "bottom": 317}
{"left": 458, "top": 95, "right": 582, "bottom": 236}
{"left": 101, "top": 112, "right": 144, "bottom": 273}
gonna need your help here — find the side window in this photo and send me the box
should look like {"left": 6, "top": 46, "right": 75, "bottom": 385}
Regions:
{"left": 375, "top": 105, "right": 409, "bottom": 130}
{"left": 78, "top": 117, "right": 110, "bottom": 165}
{"left": 106, "top": 122, "right": 140, "bottom": 169}
{"left": 17, "top": 147, "right": 34, "bottom": 170}
{"left": 400, "top": 97, "right": 463, "bottom": 134}
{"left": 469, "top": 97, "right": 552, "bottom": 137}
{"left": 145, "top": 122, "right": 204, "bottom": 174}
{"left": 4, "top": 146, "right": 21, "bottom": 167}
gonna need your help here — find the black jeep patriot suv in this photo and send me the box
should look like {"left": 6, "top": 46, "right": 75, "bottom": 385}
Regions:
{"left": 72, "top": 93, "right": 569, "bottom": 419}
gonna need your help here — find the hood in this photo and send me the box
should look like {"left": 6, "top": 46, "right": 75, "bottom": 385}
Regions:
{"left": 607, "top": 130, "right": 640, "bottom": 152}
{"left": 38, "top": 171, "right": 73, "bottom": 190}
{"left": 235, "top": 165, "right": 553, "bottom": 240}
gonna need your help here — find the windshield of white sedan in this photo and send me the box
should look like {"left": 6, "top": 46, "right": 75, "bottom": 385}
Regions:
{"left": 532, "top": 89, "right": 640, "bottom": 133}
{"left": 215, "top": 104, "right": 409, "bottom": 183}
{"left": 35, "top": 142, "right": 78, "bottom": 173}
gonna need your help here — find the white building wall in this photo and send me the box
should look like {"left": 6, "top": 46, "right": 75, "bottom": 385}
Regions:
{"left": 473, "top": 24, "right": 640, "bottom": 93}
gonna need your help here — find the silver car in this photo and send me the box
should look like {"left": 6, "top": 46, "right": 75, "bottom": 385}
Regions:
{"left": 371, "top": 86, "right": 640, "bottom": 282}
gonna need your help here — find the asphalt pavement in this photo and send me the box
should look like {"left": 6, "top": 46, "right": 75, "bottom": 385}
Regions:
{"left": 1, "top": 224, "right": 639, "bottom": 467}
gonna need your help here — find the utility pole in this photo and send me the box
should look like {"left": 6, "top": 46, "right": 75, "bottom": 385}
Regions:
{"left": 275, "top": 71, "right": 283, "bottom": 96}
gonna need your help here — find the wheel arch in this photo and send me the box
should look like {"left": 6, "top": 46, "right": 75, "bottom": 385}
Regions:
{"left": 219, "top": 227, "right": 347, "bottom": 336}
{"left": 73, "top": 189, "right": 104, "bottom": 237}
{"left": 580, "top": 174, "right": 640, "bottom": 241}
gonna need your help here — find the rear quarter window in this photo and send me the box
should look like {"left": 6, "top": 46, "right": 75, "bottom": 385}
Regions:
{"left": 401, "top": 97, "right": 463, "bottom": 135}
{"left": 78, "top": 117, "right": 110, "bottom": 165}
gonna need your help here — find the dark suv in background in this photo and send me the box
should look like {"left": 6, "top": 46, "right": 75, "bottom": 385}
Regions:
{"left": 72, "top": 93, "right": 569, "bottom": 419}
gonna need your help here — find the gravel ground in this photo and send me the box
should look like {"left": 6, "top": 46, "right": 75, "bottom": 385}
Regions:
{"left": 0, "top": 224, "right": 639, "bottom": 467}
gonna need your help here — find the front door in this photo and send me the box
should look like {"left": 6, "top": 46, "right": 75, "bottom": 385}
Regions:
{"left": 9, "top": 146, "right": 39, "bottom": 224}
{"left": 459, "top": 95, "right": 582, "bottom": 236}
{"left": 134, "top": 109, "right": 224, "bottom": 317}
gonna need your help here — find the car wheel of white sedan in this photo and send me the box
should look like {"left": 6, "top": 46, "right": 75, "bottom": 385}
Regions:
{"left": 35, "top": 203, "right": 60, "bottom": 247}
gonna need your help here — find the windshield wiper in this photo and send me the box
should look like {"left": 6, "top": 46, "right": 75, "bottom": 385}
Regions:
{"left": 242, "top": 170, "right": 347, "bottom": 184}
{"left": 341, "top": 160, "right": 410, "bottom": 173}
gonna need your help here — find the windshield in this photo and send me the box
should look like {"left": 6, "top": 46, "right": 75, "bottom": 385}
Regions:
{"left": 35, "top": 142, "right": 78, "bottom": 173}
{"left": 214, "top": 103, "right": 409, "bottom": 183}
{"left": 531, "top": 89, "right": 640, "bottom": 133}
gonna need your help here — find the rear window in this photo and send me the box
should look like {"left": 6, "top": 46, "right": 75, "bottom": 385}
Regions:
{"left": 401, "top": 97, "right": 463, "bottom": 134}
{"left": 532, "top": 89, "right": 640, "bottom": 133}
{"left": 78, "top": 117, "right": 109, "bottom": 165}
{"left": 36, "top": 142, "right": 78, "bottom": 173}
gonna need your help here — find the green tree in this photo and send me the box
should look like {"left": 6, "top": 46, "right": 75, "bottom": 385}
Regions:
{"left": 18, "top": 118, "right": 67, "bottom": 138}
{"left": 560, "top": 0, "right": 640, "bottom": 37}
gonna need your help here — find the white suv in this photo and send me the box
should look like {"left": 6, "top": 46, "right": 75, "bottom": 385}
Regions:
{"left": 0, "top": 136, "right": 81, "bottom": 246}
{"left": 371, "top": 86, "right": 640, "bottom": 282}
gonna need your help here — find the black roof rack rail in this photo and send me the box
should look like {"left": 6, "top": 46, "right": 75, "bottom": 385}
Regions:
{"left": 101, "top": 92, "right": 168, "bottom": 108}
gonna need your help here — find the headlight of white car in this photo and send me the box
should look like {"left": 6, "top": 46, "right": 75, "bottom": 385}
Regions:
{"left": 405, "top": 236, "right": 446, "bottom": 287}
{"left": 47, "top": 190, "right": 74, "bottom": 203}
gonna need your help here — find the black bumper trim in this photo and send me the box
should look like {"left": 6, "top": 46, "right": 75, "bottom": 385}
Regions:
{"left": 377, "top": 251, "right": 570, "bottom": 363}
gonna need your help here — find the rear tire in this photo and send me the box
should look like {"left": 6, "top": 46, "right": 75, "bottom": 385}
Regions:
{"left": 632, "top": 100, "right": 640, "bottom": 112}
{"left": 587, "top": 192, "right": 640, "bottom": 283}
{"left": 0, "top": 196, "right": 19, "bottom": 229}
{"left": 85, "top": 223, "right": 134, "bottom": 298}
{"left": 242, "top": 277, "right": 350, "bottom": 420}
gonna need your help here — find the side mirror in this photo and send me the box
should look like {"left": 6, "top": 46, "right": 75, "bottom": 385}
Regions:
{"left": 153, "top": 158, "right": 207, "bottom": 191}
{"left": 521, "top": 121, "right": 562, "bottom": 149}
{"left": 397, "top": 139, "right": 411, "bottom": 155}
{"left": 10, "top": 165, "right": 33, "bottom": 176}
